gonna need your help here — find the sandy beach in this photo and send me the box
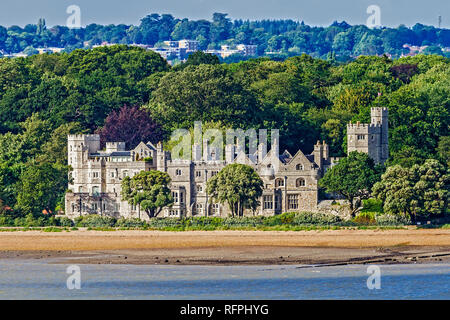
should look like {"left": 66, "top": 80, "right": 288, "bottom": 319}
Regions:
{"left": 1, "top": 229, "right": 449, "bottom": 266}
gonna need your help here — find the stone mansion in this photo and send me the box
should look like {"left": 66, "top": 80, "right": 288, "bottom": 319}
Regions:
{"left": 65, "top": 107, "right": 388, "bottom": 219}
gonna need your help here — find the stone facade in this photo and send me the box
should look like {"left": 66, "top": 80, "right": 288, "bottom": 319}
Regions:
{"left": 65, "top": 137, "right": 338, "bottom": 220}
{"left": 65, "top": 107, "right": 388, "bottom": 220}
{"left": 347, "top": 107, "right": 389, "bottom": 165}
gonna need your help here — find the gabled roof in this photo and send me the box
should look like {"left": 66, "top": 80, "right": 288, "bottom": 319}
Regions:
{"left": 233, "top": 150, "right": 256, "bottom": 165}
{"left": 133, "top": 141, "right": 155, "bottom": 153}
{"left": 279, "top": 150, "right": 293, "bottom": 164}
{"left": 289, "top": 149, "right": 316, "bottom": 166}
{"left": 260, "top": 148, "right": 284, "bottom": 168}
{"left": 146, "top": 141, "right": 157, "bottom": 151}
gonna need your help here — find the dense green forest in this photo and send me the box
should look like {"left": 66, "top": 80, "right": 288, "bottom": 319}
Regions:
{"left": 2, "top": 13, "right": 450, "bottom": 61}
{"left": 0, "top": 45, "right": 448, "bottom": 219}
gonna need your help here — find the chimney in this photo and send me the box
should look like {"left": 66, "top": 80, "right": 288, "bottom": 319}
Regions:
{"left": 323, "top": 141, "right": 329, "bottom": 161}
{"left": 258, "top": 130, "right": 267, "bottom": 164}
{"left": 225, "top": 144, "right": 235, "bottom": 163}
{"left": 258, "top": 142, "right": 267, "bottom": 164}
{"left": 192, "top": 143, "right": 202, "bottom": 161}
{"left": 203, "top": 139, "right": 210, "bottom": 161}
{"left": 313, "top": 141, "right": 323, "bottom": 169}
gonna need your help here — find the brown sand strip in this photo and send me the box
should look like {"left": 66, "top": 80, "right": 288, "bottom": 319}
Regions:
{"left": 0, "top": 229, "right": 449, "bottom": 251}
{"left": 0, "top": 229, "right": 449, "bottom": 266}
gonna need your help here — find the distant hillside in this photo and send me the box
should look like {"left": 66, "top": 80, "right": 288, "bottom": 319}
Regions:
{"left": 1, "top": 13, "right": 450, "bottom": 62}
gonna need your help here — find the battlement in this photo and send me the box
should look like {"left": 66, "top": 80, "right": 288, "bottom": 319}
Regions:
{"left": 347, "top": 123, "right": 382, "bottom": 130}
{"left": 347, "top": 123, "right": 381, "bottom": 128}
{"left": 347, "top": 108, "right": 388, "bottom": 165}
{"left": 371, "top": 107, "right": 388, "bottom": 112}
{"left": 106, "top": 142, "right": 126, "bottom": 152}
{"left": 68, "top": 134, "right": 100, "bottom": 141}
{"left": 68, "top": 134, "right": 101, "bottom": 154}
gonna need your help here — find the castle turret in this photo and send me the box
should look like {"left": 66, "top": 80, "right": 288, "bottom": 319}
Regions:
{"left": 347, "top": 107, "right": 388, "bottom": 165}
{"left": 68, "top": 134, "right": 100, "bottom": 169}
{"left": 371, "top": 107, "right": 389, "bottom": 164}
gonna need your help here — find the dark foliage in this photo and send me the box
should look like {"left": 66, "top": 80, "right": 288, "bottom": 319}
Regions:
{"left": 96, "top": 105, "right": 165, "bottom": 149}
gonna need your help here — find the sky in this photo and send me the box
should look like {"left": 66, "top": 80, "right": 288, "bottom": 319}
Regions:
{"left": 0, "top": 0, "right": 449, "bottom": 28}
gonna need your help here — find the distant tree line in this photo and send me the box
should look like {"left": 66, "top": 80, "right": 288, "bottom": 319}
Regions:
{"left": 1, "top": 13, "right": 450, "bottom": 61}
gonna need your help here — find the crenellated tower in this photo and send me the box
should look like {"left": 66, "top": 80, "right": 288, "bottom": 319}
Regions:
{"left": 347, "top": 107, "right": 388, "bottom": 165}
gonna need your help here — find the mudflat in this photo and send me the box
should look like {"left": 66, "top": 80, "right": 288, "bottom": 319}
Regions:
{"left": 0, "top": 229, "right": 449, "bottom": 266}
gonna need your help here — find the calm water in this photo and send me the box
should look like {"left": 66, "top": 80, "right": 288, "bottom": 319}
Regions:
{"left": 0, "top": 260, "right": 448, "bottom": 299}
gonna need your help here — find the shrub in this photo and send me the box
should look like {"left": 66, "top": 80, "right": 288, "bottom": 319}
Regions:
{"left": 116, "top": 218, "right": 147, "bottom": 228}
{"left": 353, "top": 212, "right": 377, "bottom": 225}
{"left": 146, "top": 218, "right": 184, "bottom": 229}
{"left": 43, "top": 227, "right": 62, "bottom": 232}
{"left": 264, "top": 212, "right": 297, "bottom": 226}
{"left": 14, "top": 217, "right": 27, "bottom": 227}
{"left": 188, "top": 217, "right": 224, "bottom": 227}
{"left": 57, "top": 217, "right": 75, "bottom": 227}
{"left": 222, "top": 216, "right": 265, "bottom": 228}
{"left": 375, "top": 214, "right": 412, "bottom": 226}
{"left": 361, "top": 199, "right": 383, "bottom": 213}
{"left": 75, "top": 215, "right": 117, "bottom": 228}
{"left": 0, "top": 216, "right": 14, "bottom": 226}
{"left": 293, "top": 212, "right": 342, "bottom": 225}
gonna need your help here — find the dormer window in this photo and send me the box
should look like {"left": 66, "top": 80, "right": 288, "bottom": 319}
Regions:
{"left": 296, "top": 164, "right": 304, "bottom": 170}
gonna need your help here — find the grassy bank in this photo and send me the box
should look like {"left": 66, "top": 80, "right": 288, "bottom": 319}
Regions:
{"left": 0, "top": 211, "right": 438, "bottom": 232}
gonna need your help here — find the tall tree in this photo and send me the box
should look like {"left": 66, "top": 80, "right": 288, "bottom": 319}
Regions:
{"left": 16, "top": 162, "right": 67, "bottom": 215}
{"left": 206, "top": 164, "right": 263, "bottom": 217}
{"left": 121, "top": 170, "right": 173, "bottom": 218}
{"left": 373, "top": 159, "right": 449, "bottom": 221}
{"left": 319, "top": 151, "right": 382, "bottom": 216}
{"left": 147, "top": 64, "right": 260, "bottom": 132}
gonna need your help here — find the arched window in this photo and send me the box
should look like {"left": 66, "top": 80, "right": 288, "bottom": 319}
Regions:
{"left": 296, "top": 164, "right": 304, "bottom": 170}
{"left": 275, "top": 178, "right": 284, "bottom": 188}
{"left": 296, "top": 178, "right": 306, "bottom": 187}
{"left": 211, "top": 203, "right": 220, "bottom": 215}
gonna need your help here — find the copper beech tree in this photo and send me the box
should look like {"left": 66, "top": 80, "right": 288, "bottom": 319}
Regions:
{"left": 97, "top": 105, "right": 164, "bottom": 150}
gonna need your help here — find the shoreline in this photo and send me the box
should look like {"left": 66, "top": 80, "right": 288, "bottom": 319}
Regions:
{"left": 2, "top": 246, "right": 449, "bottom": 267}
{"left": 1, "top": 229, "right": 449, "bottom": 266}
